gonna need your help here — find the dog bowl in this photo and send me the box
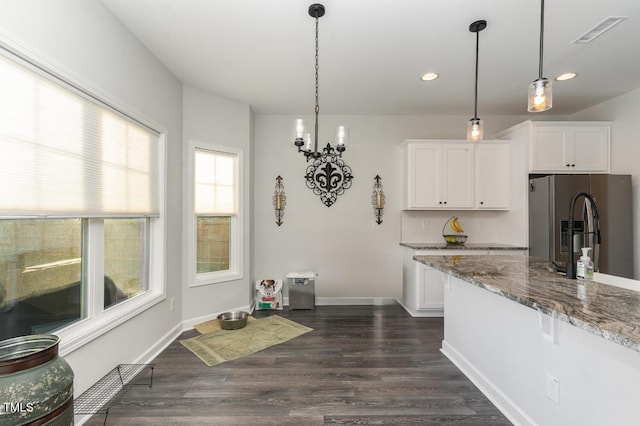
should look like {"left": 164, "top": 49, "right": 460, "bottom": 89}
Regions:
{"left": 218, "top": 311, "right": 249, "bottom": 330}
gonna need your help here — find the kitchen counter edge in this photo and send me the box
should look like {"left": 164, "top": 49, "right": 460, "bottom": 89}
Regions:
{"left": 401, "top": 242, "right": 528, "bottom": 250}
{"left": 413, "top": 254, "right": 640, "bottom": 353}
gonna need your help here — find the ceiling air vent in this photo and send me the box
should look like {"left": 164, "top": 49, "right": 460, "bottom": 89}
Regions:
{"left": 572, "top": 16, "right": 628, "bottom": 44}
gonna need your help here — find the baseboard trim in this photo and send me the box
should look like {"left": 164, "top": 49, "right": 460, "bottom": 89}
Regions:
{"left": 396, "top": 300, "right": 444, "bottom": 317}
{"left": 182, "top": 304, "right": 252, "bottom": 331}
{"left": 281, "top": 296, "right": 398, "bottom": 306}
{"left": 317, "top": 296, "right": 398, "bottom": 306}
{"left": 440, "top": 340, "right": 537, "bottom": 426}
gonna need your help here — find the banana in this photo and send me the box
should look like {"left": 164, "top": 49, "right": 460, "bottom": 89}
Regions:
{"left": 450, "top": 217, "right": 464, "bottom": 233}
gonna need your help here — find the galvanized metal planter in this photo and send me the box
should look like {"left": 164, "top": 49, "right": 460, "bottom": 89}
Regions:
{"left": 0, "top": 334, "right": 74, "bottom": 425}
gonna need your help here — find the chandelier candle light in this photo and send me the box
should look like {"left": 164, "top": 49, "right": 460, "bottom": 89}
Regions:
{"left": 528, "top": 0, "right": 552, "bottom": 112}
{"left": 467, "top": 19, "right": 487, "bottom": 141}
{"left": 292, "top": 4, "right": 348, "bottom": 161}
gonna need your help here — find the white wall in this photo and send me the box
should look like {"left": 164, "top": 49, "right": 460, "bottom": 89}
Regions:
{"left": 0, "top": 0, "right": 184, "bottom": 395}
{"left": 253, "top": 114, "right": 530, "bottom": 302}
{"left": 571, "top": 88, "right": 640, "bottom": 278}
{"left": 182, "top": 85, "right": 253, "bottom": 321}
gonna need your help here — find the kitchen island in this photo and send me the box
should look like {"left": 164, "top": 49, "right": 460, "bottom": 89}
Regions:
{"left": 400, "top": 243, "right": 527, "bottom": 317}
{"left": 415, "top": 254, "right": 640, "bottom": 426}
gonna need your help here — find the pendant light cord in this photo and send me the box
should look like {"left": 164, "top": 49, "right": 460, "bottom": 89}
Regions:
{"left": 314, "top": 12, "right": 320, "bottom": 156}
{"left": 538, "top": 0, "right": 545, "bottom": 80}
{"left": 474, "top": 30, "right": 479, "bottom": 119}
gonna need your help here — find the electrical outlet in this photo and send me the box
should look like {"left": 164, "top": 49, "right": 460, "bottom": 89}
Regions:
{"left": 170, "top": 297, "right": 175, "bottom": 312}
{"left": 421, "top": 219, "right": 429, "bottom": 230}
{"left": 546, "top": 373, "right": 559, "bottom": 404}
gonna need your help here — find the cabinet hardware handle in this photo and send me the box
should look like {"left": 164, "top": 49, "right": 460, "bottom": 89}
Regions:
{"left": 480, "top": 201, "right": 484, "bottom": 204}
{"left": 571, "top": 164, "right": 576, "bottom": 167}
{"left": 444, "top": 201, "right": 447, "bottom": 204}
{"left": 439, "top": 201, "right": 442, "bottom": 204}
{"left": 566, "top": 164, "right": 570, "bottom": 167}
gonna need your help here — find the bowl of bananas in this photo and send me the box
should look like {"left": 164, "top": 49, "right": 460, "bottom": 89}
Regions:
{"left": 443, "top": 216, "right": 467, "bottom": 245}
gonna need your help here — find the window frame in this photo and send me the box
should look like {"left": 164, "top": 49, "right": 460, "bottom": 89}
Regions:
{"left": 0, "top": 41, "right": 167, "bottom": 356}
{"left": 186, "top": 141, "right": 243, "bottom": 287}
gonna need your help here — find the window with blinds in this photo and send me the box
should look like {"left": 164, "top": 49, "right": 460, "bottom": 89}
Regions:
{"left": 0, "top": 52, "right": 160, "bottom": 217}
{"left": 193, "top": 149, "right": 238, "bottom": 276}
{"left": 0, "top": 45, "right": 165, "bottom": 344}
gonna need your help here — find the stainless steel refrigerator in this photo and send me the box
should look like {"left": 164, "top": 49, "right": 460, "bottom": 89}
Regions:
{"left": 528, "top": 174, "right": 634, "bottom": 279}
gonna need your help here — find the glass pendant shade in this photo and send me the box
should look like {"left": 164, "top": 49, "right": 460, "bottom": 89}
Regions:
{"left": 528, "top": 78, "right": 552, "bottom": 112}
{"left": 304, "top": 133, "right": 313, "bottom": 151}
{"left": 467, "top": 118, "right": 483, "bottom": 141}
{"left": 335, "top": 126, "right": 348, "bottom": 148}
{"left": 293, "top": 119, "right": 306, "bottom": 146}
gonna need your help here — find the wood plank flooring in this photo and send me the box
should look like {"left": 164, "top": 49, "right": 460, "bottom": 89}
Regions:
{"left": 84, "top": 304, "right": 512, "bottom": 425}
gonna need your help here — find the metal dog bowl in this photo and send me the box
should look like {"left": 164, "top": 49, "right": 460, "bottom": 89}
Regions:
{"left": 218, "top": 311, "right": 249, "bottom": 330}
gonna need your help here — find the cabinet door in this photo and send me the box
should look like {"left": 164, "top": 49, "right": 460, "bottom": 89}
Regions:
{"left": 476, "top": 143, "right": 510, "bottom": 209}
{"left": 418, "top": 265, "right": 445, "bottom": 310}
{"left": 531, "top": 127, "right": 568, "bottom": 171}
{"left": 442, "top": 144, "right": 474, "bottom": 208}
{"left": 571, "top": 126, "right": 610, "bottom": 172}
{"left": 407, "top": 144, "right": 441, "bottom": 208}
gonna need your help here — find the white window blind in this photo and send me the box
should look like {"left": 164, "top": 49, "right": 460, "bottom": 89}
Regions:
{"left": 0, "top": 52, "right": 160, "bottom": 217}
{"left": 195, "top": 149, "right": 237, "bottom": 215}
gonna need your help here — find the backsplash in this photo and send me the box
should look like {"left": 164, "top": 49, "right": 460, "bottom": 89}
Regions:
{"left": 401, "top": 210, "right": 526, "bottom": 245}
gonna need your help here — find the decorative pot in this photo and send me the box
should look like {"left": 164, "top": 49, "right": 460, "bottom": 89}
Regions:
{"left": 0, "top": 334, "right": 74, "bottom": 425}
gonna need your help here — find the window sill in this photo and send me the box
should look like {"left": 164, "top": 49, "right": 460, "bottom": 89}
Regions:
{"left": 190, "top": 271, "right": 243, "bottom": 287}
{"left": 57, "top": 290, "right": 165, "bottom": 357}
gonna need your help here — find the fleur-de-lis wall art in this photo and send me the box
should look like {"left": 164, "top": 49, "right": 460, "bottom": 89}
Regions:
{"left": 273, "top": 175, "right": 286, "bottom": 226}
{"left": 372, "top": 175, "right": 385, "bottom": 224}
{"left": 304, "top": 143, "right": 354, "bottom": 207}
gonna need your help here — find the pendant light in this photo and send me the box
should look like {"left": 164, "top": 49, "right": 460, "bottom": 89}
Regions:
{"left": 292, "top": 4, "right": 348, "bottom": 162}
{"left": 528, "top": 0, "right": 552, "bottom": 112}
{"left": 467, "top": 20, "right": 487, "bottom": 141}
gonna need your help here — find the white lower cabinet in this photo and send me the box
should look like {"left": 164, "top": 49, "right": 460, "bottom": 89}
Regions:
{"left": 401, "top": 247, "right": 527, "bottom": 317}
{"left": 418, "top": 265, "right": 446, "bottom": 311}
{"left": 401, "top": 248, "right": 487, "bottom": 317}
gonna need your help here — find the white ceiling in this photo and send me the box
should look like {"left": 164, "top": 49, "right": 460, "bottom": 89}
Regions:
{"left": 102, "top": 0, "right": 640, "bottom": 116}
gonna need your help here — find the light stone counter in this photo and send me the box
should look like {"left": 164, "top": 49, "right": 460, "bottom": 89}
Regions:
{"left": 401, "top": 242, "right": 528, "bottom": 251}
{"left": 414, "top": 254, "right": 640, "bottom": 353}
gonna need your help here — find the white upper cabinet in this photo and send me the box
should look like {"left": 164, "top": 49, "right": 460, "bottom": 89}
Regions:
{"left": 526, "top": 122, "right": 611, "bottom": 173}
{"left": 402, "top": 140, "right": 512, "bottom": 210}
{"left": 402, "top": 141, "right": 474, "bottom": 209}
{"left": 475, "top": 141, "right": 511, "bottom": 209}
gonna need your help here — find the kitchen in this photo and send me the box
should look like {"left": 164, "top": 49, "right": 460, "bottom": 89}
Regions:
{"left": 1, "top": 1, "right": 640, "bottom": 425}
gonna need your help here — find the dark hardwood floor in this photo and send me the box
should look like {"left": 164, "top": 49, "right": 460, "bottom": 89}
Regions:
{"left": 84, "top": 304, "right": 511, "bottom": 425}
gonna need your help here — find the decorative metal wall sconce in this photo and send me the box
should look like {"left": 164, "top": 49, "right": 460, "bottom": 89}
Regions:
{"left": 273, "top": 176, "right": 286, "bottom": 226}
{"left": 372, "top": 175, "right": 385, "bottom": 224}
{"left": 304, "top": 144, "right": 354, "bottom": 207}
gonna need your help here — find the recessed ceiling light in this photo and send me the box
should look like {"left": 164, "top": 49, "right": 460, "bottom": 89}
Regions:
{"left": 556, "top": 72, "right": 578, "bottom": 81}
{"left": 420, "top": 72, "right": 439, "bottom": 81}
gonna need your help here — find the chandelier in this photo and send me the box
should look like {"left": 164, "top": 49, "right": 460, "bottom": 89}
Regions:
{"left": 292, "top": 3, "right": 348, "bottom": 161}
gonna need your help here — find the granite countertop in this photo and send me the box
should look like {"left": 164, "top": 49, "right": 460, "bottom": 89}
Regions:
{"left": 401, "top": 242, "right": 528, "bottom": 250}
{"left": 414, "top": 254, "right": 640, "bottom": 353}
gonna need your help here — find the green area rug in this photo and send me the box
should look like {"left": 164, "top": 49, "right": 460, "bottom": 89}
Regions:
{"left": 180, "top": 315, "right": 313, "bottom": 366}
